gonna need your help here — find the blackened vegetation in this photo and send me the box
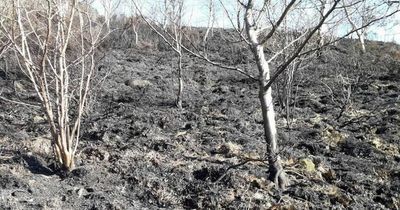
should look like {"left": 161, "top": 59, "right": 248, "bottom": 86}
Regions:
{"left": 0, "top": 30, "right": 399, "bottom": 209}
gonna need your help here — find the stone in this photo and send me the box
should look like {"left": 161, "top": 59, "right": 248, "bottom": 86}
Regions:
{"left": 124, "top": 79, "right": 152, "bottom": 89}
{"left": 33, "top": 115, "right": 45, "bottom": 123}
{"left": 300, "top": 158, "right": 316, "bottom": 172}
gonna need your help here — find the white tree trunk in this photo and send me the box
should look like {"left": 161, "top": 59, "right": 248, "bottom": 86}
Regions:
{"left": 163, "top": 0, "right": 169, "bottom": 29}
{"left": 318, "top": 0, "right": 329, "bottom": 46}
{"left": 359, "top": 32, "right": 366, "bottom": 53}
{"left": 254, "top": 44, "right": 288, "bottom": 189}
{"left": 203, "top": 0, "right": 214, "bottom": 43}
{"left": 176, "top": 52, "right": 183, "bottom": 109}
{"left": 133, "top": 26, "right": 139, "bottom": 45}
{"left": 245, "top": 7, "right": 288, "bottom": 188}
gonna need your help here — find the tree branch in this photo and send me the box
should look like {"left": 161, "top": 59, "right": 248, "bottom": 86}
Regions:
{"left": 261, "top": 0, "right": 297, "bottom": 45}
{"left": 263, "top": 0, "right": 340, "bottom": 92}
{"left": 298, "top": 8, "right": 400, "bottom": 57}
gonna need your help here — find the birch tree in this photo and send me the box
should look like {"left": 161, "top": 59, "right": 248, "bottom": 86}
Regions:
{"left": 317, "top": 0, "right": 331, "bottom": 46}
{"left": 100, "top": 0, "right": 122, "bottom": 30}
{"left": 343, "top": 0, "right": 374, "bottom": 53}
{"left": 133, "top": 0, "right": 185, "bottom": 109}
{"left": 130, "top": 0, "right": 143, "bottom": 45}
{"left": 162, "top": 0, "right": 170, "bottom": 29}
{"left": 229, "top": 0, "right": 399, "bottom": 189}
{"left": 0, "top": 0, "right": 111, "bottom": 171}
{"left": 133, "top": 0, "right": 399, "bottom": 189}
{"left": 203, "top": 0, "right": 215, "bottom": 43}
{"left": 240, "top": 0, "right": 337, "bottom": 189}
{"left": 170, "top": 0, "right": 185, "bottom": 109}
{"left": 120, "top": 0, "right": 142, "bottom": 46}
{"left": 343, "top": 0, "right": 373, "bottom": 53}
{"left": 342, "top": 0, "right": 399, "bottom": 53}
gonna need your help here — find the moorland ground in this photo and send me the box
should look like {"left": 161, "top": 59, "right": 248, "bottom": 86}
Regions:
{"left": 0, "top": 30, "right": 400, "bottom": 209}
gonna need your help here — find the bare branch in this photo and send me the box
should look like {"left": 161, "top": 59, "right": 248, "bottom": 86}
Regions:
{"left": 0, "top": 96, "right": 41, "bottom": 108}
{"left": 133, "top": 0, "right": 257, "bottom": 81}
{"left": 261, "top": 0, "right": 297, "bottom": 45}
{"left": 263, "top": 0, "right": 341, "bottom": 92}
{"left": 218, "top": 0, "right": 249, "bottom": 45}
{"left": 299, "top": 8, "right": 400, "bottom": 57}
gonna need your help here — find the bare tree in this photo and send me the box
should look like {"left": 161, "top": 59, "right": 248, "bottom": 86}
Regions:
{"left": 317, "top": 0, "right": 331, "bottom": 46}
{"left": 224, "top": 0, "right": 400, "bottom": 189}
{"left": 119, "top": 0, "right": 142, "bottom": 46}
{"left": 170, "top": 0, "right": 185, "bottom": 109}
{"left": 343, "top": 0, "right": 374, "bottom": 53}
{"left": 343, "top": 0, "right": 399, "bottom": 53}
{"left": 133, "top": 0, "right": 399, "bottom": 189}
{"left": 131, "top": 17, "right": 141, "bottom": 46}
{"left": 100, "top": 0, "right": 122, "bottom": 30}
{"left": 229, "top": 0, "right": 338, "bottom": 189}
{"left": 130, "top": 1, "right": 143, "bottom": 46}
{"left": 162, "top": 0, "right": 170, "bottom": 29}
{"left": 203, "top": 0, "right": 215, "bottom": 43}
{"left": 133, "top": 0, "right": 185, "bottom": 109}
{"left": 0, "top": 0, "right": 110, "bottom": 171}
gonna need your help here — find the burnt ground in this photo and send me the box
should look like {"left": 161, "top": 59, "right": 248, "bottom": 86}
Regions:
{"left": 0, "top": 37, "right": 399, "bottom": 209}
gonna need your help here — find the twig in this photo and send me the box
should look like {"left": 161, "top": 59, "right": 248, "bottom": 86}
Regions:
{"left": 0, "top": 96, "right": 41, "bottom": 108}
{"left": 213, "top": 157, "right": 267, "bottom": 183}
{"left": 132, "top": 1, "right": 257, "bottom": 81}
{"left": 338, "top": 100, "right": 399, "bottom": 129}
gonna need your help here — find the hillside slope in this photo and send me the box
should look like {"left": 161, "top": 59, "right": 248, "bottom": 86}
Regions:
{"left": 0, "top": 37, "right": 399, "bottom": 209}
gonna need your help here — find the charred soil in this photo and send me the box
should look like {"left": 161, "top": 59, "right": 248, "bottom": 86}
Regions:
{"left": 0, "top": 37, "right": 399, "bottom": 209}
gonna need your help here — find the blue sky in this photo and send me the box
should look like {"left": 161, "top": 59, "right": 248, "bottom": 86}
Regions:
{"left": 91, "top": 0, "right": 400, "bottom": 43}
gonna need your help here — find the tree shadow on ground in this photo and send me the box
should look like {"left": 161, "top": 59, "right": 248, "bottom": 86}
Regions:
{"left": 3, "top": 152, "right": 55, "bottom": 176}
{"left": 20, "top": 153, "right": 55, "bottom": 176}
{"left": 0, "top": 149, "right": 54, "bottom": 176}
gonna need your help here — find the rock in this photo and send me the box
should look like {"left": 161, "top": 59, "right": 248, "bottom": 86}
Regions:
{"left": 14, "top": 81, "right": 26, "bottom": 93}
{"left": 310, "top": 114, "right": 323, "bottom": 124}
{"left": 222, "top": 107, "right": 241, "bottom": 118}
{"left": 370, "top": 137, "right": 382, "bottom": 149}
{"left": 322, "top": 128, "right": 347, "bottom": 146}
{"left": 300, "top": 158, "right": 316, "bottom": 172}
{"left": 124, "top": 79, "right": 152, "bottom": 89}
{"left": 253, "top": 192, "right": 264, "bottom": 200}
{"left": 26, "top": 137, "right": 51, "bottom": 155}
{"left": 212, "top": 142, "right": 242, "bottom": 157}
{"left": 220, "top": 85, "right": 230, "bottom": 93}
{"left": 76, "top": 188, "right": 84, "bottom": 198}
{"left": 174, "top": 131, "right": 187, "bottom": 138}
{"left": 200, "top": 106, "right": 210, "bottom": 115}
{"left": 277, "top": 117, "right": 288, "bottom": 126}
{"left": 33, "top": 115, "right": 45, "bottom": 123}
{"left": 222, "top": 189, "right": 236, "bottom": 203}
